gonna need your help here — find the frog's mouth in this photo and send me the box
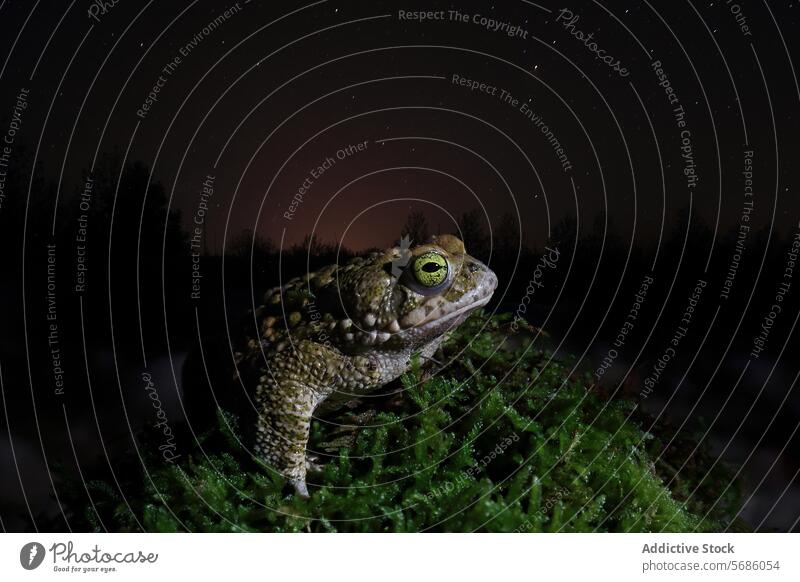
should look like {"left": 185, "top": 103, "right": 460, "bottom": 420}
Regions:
{"left": 398, "top": 266, "right": 497, "bottom": 336}
{"left": 408, "top": 293, "right": 492, "bottom": 332}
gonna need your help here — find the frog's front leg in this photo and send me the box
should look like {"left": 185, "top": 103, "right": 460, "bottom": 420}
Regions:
{"left": 252, "top": 342, "right": 343, "bottom": 497}
{"left": 253, "top": 374, "right": 318, "bottom": 497}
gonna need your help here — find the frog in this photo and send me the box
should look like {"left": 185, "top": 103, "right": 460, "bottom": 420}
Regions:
{"left": 232, "top": 234, "right": 496, "bottom": 496}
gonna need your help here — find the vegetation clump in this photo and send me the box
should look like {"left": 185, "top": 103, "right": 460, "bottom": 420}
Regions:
{"left": 75, "top": 312, "right": 741, "bottom": 532}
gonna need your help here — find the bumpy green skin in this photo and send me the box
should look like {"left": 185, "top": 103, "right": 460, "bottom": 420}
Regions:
{"left": 236, "top": 235, "right": 497, "bottom": 495}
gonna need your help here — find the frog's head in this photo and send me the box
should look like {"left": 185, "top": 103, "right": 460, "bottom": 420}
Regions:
{"left": 310, "top": 234, "right": 497, "bottom": 352}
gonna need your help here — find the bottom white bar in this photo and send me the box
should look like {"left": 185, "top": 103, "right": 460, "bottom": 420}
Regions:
{"left": 1, "top": 533, "right": 798, "bottom": 581}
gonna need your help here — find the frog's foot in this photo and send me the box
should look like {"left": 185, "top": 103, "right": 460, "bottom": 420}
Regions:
{"left": 290, "top": 477, "right": 309, "bottom": 498}
{"left": 286, "top": 458, "right": 324, "bottom": 497}
{"left": 305, "top": 455, "right": 325, "bottom": 475}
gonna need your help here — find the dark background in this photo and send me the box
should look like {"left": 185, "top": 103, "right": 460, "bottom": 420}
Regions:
{"left": 0, "top": 0, "right": 798, "bottom": 531}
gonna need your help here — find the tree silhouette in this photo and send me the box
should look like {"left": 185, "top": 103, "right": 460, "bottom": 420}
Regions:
{"left": 495, "top": 212, "right": 520, "bottom": 255}
{"left": 401, "top": 210, "right": 430, "bottom": 245}
{"left": 227, "top": 228, "right": 274, "bottom": 260}
{"left": 458, "top": 208, "right": 489, "bottom": 260}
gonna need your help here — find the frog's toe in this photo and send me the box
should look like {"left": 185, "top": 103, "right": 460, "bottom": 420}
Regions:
{"left": 290, "top": 477, "right": 310, "bottom": 498}
{"left": 305, "top": 455, "right": 325, "bottom": 474}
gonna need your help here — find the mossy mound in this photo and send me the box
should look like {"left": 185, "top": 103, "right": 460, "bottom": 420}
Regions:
{"left": 76, "top": 312, "right": 741, "bottom": 532}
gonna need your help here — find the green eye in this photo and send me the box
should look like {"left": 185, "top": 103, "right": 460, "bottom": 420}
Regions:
{"left": 412, "top": 251, "right": 449, "bottom": 288}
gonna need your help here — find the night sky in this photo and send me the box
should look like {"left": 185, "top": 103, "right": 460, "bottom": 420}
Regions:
{"left": 2, "top": 0, "right": 797, "bottom": 252}
{"left": 1, "top": 0, "right": 800, "bottom": 532}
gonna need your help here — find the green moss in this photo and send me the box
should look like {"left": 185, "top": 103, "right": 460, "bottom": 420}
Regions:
{"left": 76, "top": 312, "right": 741, "bottom": 532}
